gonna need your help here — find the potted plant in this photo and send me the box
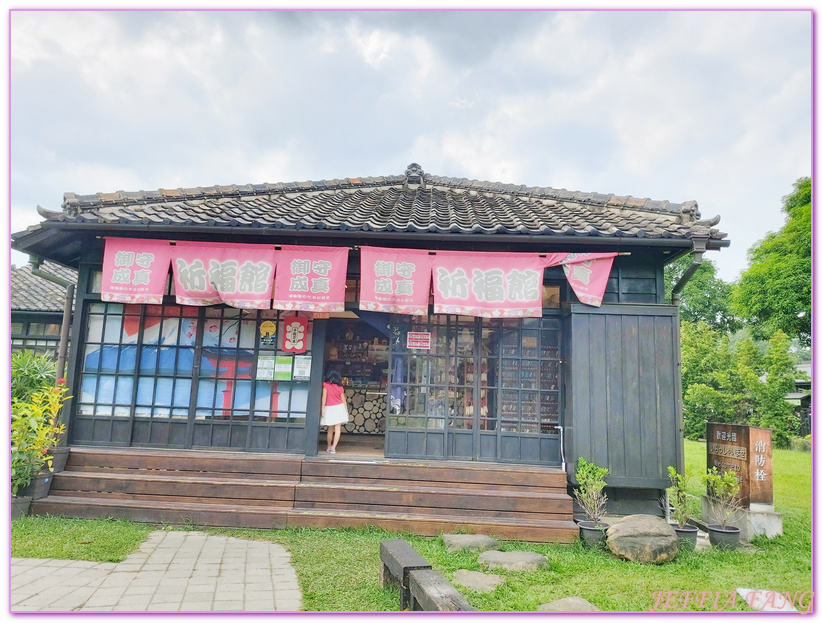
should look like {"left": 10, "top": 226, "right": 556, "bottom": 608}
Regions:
{"left": 573, "top": 457, "right": 609, "bottom": 545}
{"left": 11, "top": 381, "right": 69, "bottom": 507}
{"left": 702, "top": 467, "right": 742, "bottom": 550}
{"left": 666, "top": 466, "right": 699, "bottom": 550}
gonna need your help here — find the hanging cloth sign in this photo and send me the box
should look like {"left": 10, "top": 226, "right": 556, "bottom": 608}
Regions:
{"left": 432, "top": 251, "right": 546, "bottom": 318}
{"left": 281, "top": 315, "right": 309, "bottom": 353}
{"left": 359, "top": 246, "right": 433, "bottom": 315}
{"left": 171, "top": 241, "right": 277, "bottom": 309}
{"left": 272, "top": 246, "right": 348, "bottom": 312}
{"left": 101, "top": 238, "right": 173, "bottom": 305}
{"left": 544, "top": 252, "right": 617, "bottom": 308}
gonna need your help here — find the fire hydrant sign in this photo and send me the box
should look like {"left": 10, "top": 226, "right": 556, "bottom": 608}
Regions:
{"left": 706, "top": 422, "right": 773, "bottom": 508}
{"left": 407, "top": 331, "right": 431, "bottom": 350}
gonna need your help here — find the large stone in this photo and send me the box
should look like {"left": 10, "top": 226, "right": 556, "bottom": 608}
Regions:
{"left": 606, "top": 514, "right": 678, "bottom": 564}
{"left": 538, "top": 597, "right": 600, "bottom": 611}
{"left": 452, "top": 570, "right": 504, "bottom": 594}
{"left": 477, "top": 551, "right": 547, "bottom": 571}
{"left": 442, "top": 534, "right": 500, "bottom": 553}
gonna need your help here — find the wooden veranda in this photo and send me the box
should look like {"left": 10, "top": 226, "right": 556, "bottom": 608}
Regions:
{"left": 31, "top": 445, "right": 579, "bottom": 543}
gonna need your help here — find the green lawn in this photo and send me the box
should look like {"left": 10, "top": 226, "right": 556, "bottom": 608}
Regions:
{"left": 11, "top": 516, "right": 153, "bottom": 562}
{"left": 11, "top": 440, "right": 811, "bottom": 611}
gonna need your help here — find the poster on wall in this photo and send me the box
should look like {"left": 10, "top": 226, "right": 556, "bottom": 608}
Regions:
{"left": 432, "top": 251, "right": 546, "bottom": 318}
{"left": 171, "top": 241, "right": 278, "bottom": 308}
{"left": 101, "top": 238, "right": 173, "bottom": 304}
{"left": 274, "top": 355, "right": 294, "bottom": 381}
{"left": 358, "top": 246, "right": 433, "bottom": 315}
{"left": 272, "top": 246, "right": 349, "bottom": 312}
{"left": 256, "top": 356, "right": 277, "bottom": 380}
{"left": 293, "top": 355, "right": 312, "bottom": 381}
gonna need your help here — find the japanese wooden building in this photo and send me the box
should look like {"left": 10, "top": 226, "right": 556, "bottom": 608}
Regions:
{"left": 11, "top": 164, "right": 729, "bottom": 541}
{"left": 11, "top": 261, "right": 76, "bottom": 357}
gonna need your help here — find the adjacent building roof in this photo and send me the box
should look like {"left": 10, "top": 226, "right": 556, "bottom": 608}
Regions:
{"left": 10, "top": 261, "right": 77, "bottom": 313}
{"left": 12, "top": 164, "right": 729, "bottom": 266}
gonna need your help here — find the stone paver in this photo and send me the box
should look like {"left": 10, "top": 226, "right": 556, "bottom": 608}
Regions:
{"left": 11, "top": 531, "right": 302, "bottom": 612}
{"left": 477, "top": 550, "right": 548, "bottom": 571}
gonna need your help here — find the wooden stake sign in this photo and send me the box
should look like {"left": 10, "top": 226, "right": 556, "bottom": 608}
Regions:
{"left": 706, "top": 423, "right": 773, "bottom": 508}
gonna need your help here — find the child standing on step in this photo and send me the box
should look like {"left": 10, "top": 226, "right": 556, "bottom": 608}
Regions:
{"left": 321, "top": 369, "right": 349, "bottom": 454}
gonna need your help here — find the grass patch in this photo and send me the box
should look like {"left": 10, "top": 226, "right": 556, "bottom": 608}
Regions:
{"left": 10, "top": 440, "right": 811, "bottom": 611}
{"left": 11, "top": 515, "right": 153, "bottom": 562}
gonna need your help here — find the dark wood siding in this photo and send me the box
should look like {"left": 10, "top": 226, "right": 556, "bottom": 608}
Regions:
{"left": 564, "top": 304, "right": 682, "bottom": 488}
{"left": 601, "top": 250, "right": 666, "bottom": 304}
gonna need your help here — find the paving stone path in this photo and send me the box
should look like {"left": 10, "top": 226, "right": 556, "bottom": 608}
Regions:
{"left": 11, "top": 530, "right": 302, "bottom": 612}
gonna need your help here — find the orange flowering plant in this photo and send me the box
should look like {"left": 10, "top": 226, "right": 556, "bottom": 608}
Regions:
{"left": 11, "top": 380, "right": 69, "bottom": 495}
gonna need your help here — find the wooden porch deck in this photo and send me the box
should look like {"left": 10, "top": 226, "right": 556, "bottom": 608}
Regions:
{"left": 31, "top": 446, "right": 579, "bottom": 543}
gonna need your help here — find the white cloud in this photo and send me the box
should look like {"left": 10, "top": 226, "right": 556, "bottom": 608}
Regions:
{"left": 8, "top": 10, "right": 811, "bottom": 284}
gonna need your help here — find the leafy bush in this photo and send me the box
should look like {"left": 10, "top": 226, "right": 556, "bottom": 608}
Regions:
{"left": 702, "top": 467, "right": 742, "bottom": 528}
{"left": 11, "top": 351, "right": 57, "bottom": 402}
{"left": 11, "top": 382, "right": 69, "bottom": 495}
{"left": 573, "top": 457, "right": 609, "bottom": 523}
{"left": 789, "top": 436, "right": 811, "bottom": 452}
{"left": 666, "top": 466, "right": 690, "bottom": 528}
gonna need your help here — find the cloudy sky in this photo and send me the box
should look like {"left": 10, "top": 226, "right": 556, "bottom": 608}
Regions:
{"left": 8, "top": 9, "right": 812, "bottom": 282}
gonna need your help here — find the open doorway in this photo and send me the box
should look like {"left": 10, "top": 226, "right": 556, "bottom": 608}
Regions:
{"left": 320, "top": 313, "right": 391, "bottom": 457}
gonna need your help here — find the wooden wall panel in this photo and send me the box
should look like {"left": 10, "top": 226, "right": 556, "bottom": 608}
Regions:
{"left": 568, "top": 305, "right": 679, "bottom": 488}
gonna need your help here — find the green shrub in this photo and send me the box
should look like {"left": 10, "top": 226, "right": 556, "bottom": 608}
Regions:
{"left": 789, "top": 436, "right": 811, "bottom": 452}
{"left": 11, "top": 351, "right": 57, "bottom": 402}
{"left": 11, "top": 382, "right": 69, "bottom": 495}
{"left": 573, "top": 457, "right": 609, "bottom": 523}
{"left": 702, "top": 467, "right": 742, "bottom": 528}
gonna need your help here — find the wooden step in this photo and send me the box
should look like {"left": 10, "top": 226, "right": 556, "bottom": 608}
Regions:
{"left": 66, "top": 447, "right": 303, "bottom": 479}
{"left": 293, "top": 482, "right": 572, "bottom": 515}
{"left": 30, "top": 495, "right": 291, "bottom": 530}
{"left": 293, "top": 501, "right": 572, "bottom": 521}
{"left": 31, "top": 496, "right": 579, "bottom": 543}
{"left": 288, "top": 508, "right": 580, "bottom": 543}
{"left": 51, "top": 471, "right": 296, "bottom": 504}
{"left": 300, "top": 458, "right": 568, "bottom": 490}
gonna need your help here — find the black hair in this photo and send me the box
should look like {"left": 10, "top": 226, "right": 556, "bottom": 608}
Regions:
{"left": 325, "top": 368, "right": 343, "bottom": 386}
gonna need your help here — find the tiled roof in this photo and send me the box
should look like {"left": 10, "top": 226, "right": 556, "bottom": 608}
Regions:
{"left": 11, "top": 261, "right": 77, "bottom": 312}
{"left": 46, "top": 164, "right": 727, "bottom": 242}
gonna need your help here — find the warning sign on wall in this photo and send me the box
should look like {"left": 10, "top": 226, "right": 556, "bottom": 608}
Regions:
{"left": 407, "top": 331, "right": 432, "bottom": 350}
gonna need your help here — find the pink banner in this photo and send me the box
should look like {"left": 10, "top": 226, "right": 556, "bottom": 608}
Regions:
{"left": 101, "top": 238, "right": 173, "bottom": 304}
{"left": 432, "top": 251, "right": 545, "bottom": 318}
{"left": 272, "top": 246, "right": 348, "bottom": 312}
{"left": 171, "top": 242, "right": 277, "bottom": 309}
{"left": 359, "top": 247, "right": 433, "bottom": 315}
{"left": 551, "top": 252, "right": 616, "bottom": 307}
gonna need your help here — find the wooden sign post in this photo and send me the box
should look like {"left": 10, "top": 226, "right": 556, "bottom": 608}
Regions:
{"left": 704, "top": 423, "right": 781, "bottom": 540}
{"left": 706, "top": 423, "right": 773, "bottom": 508}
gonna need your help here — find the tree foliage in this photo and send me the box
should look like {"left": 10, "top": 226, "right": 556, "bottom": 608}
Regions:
{"left": 732, "top": 177, "right": 811, "bottom": 346}
{"left": 666, "top": 255, "right": 739, "bottom": 333}
{"left": 680, "top": 322, "right": 795, "bottom": 445}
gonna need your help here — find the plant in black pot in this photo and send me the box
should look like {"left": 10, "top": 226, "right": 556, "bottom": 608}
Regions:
{"left": 573, "top": 457, "right": 609, "bottom": 546}
{"left": 666, "top": 466, "right": 698, "bottom": 551}
{"left": 702, "top": 467, "right": 742, "bottom": 550}
{"left": 11, "top": 381, "right": 69, "bottom": 512}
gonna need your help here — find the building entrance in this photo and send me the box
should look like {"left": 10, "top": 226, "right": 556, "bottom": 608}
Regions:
{"left": 320, "top": 315, "right": 391, "bottom": 454}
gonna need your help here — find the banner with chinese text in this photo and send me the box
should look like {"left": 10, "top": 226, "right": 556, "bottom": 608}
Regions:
{"left": 171, "top": 241, "right": 277, "bottom": 309}
{"left": 101, "top": 238, "right": 173, "bottom": 304}
{"left": 359, "top": 247, "right": 433, "bottom": 315}
{"left": 432, "top": 251, "right": 546, "bottom": 317}
{"left": 550, "top": 252, "right": 616, "bottom": 307}
{"left": 272, "top": 246, "right": 348, "bottom": 312}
